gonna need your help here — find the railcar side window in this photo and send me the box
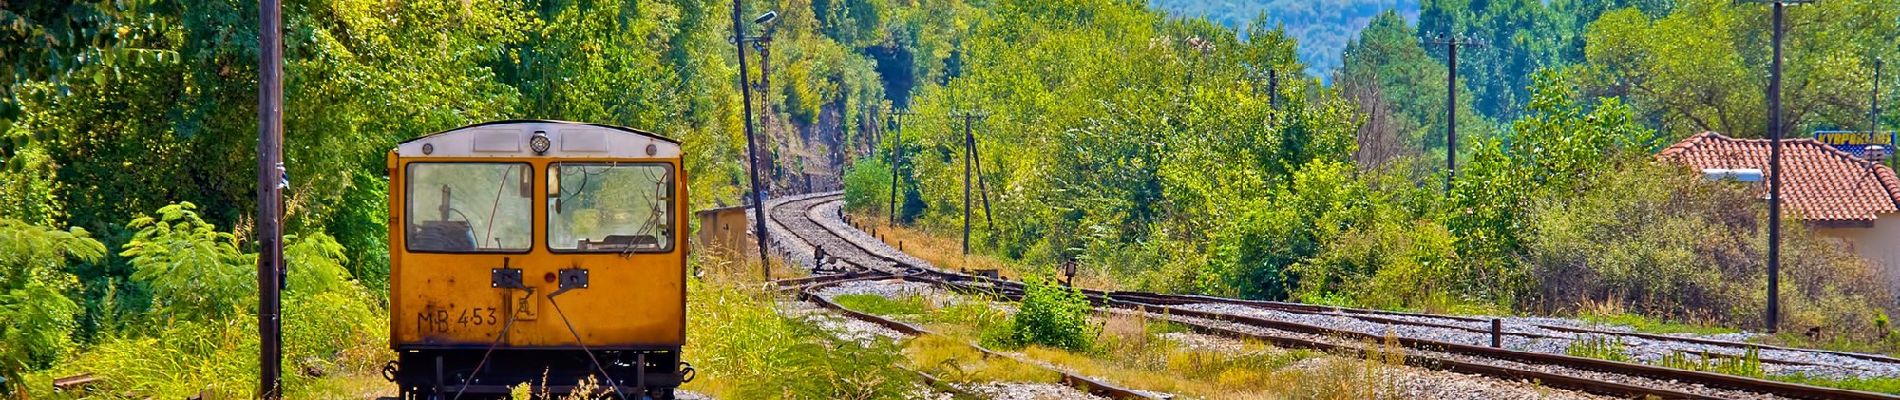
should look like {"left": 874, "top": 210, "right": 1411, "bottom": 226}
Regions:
{"left": 406, "top": 163, "right": 533, "bottom": 253}
{"left": 548, "top": 163, "right": 673, "bottom": 252}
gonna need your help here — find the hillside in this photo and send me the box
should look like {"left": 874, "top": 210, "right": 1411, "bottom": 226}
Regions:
{"left": 1148, "top": 0, "right": 1419, "bottom": 78}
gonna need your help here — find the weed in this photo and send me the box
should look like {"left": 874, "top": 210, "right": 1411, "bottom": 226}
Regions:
{"left": 1656, "top": 348, "right": 1763, "bottom": 378}
{"left": 1564, "top": 335, "right": 1631, "bottom": 362}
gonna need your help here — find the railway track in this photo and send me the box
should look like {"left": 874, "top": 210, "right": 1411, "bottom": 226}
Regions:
{"left": 764, "top": 194, "right": 1159, "bottom": 399}
{"left": 760, "top": 192, "right": 1900, "bottom": 400}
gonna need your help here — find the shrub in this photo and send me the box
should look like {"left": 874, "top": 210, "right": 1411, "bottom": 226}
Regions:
{"left": 119, "top": 202, "right": 255, "bottom": 322}
{"left": 994, "top": 275, "right": 1095, "bottom": 352}
{"left": 0, "top": 219, "right": 106, "bottom": 390}
{"left": 1525, "top": 162, "right": 1893, "bottom": 336}
{"left": 28, "top": 206, "right": 387, "bottom": 399}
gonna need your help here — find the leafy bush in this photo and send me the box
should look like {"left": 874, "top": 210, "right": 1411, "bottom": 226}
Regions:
{"left": 0, "top": 219, "right": 105, "bottom": 389}
{"left": 1524, "top": 161, "right": 1891, "bottom": 334}
{"left": 119, "top": 202, "right": 255, "bottom": 322}
{"left": 993, "top": 275, "right": 1095, "bottom": 352}
{"left": 27, "top": 205, "right": 386, "bottom": 399}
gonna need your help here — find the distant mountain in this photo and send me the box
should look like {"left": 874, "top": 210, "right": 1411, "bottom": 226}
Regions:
{"left": 1148, "top": 0, "right": 1420, "bottom": 80}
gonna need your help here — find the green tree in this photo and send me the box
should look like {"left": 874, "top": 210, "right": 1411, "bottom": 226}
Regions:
{"left": 1448, "top": 69, "right": 1658, "bottom": 302}
{"left": 1582, "top": 0, "right": 1900, "bottom": 138}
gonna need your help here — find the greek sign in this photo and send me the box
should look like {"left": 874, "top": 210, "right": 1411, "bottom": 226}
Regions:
{"left": 1813, "top": 130, "right": 1896, "bottom": 160}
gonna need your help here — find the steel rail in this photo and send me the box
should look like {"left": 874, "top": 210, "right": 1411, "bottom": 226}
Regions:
{"left": 1124, "top": 291, "right": 1900, "bottom": 366}
{"left": 766, "top": 195, "right": 1160, "bottom": 399}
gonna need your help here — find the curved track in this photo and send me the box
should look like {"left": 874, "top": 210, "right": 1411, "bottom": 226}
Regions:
{"left": 763, "top": 192, "right": 1900, "bottom": 400}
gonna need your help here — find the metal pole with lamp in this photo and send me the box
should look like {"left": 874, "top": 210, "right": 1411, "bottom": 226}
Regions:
{"left": 730, "top": 4, "right": 777, "bottom": 281}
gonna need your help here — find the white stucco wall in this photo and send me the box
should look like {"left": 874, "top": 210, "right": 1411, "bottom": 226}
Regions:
{"left": 1815, "top": 213, "right": 1900, "bottom": 295}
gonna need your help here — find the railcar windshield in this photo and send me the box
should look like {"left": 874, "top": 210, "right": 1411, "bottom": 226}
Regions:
{"left": 548, "top": 162, "right": 674, "bottom": 252}
{"left": 405, "top": 163, "right": 534, "bottom": 253}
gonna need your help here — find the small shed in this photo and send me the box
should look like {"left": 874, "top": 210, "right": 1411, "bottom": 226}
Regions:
{"left": 695, "top": 205, "right": 753, "bottom": 258}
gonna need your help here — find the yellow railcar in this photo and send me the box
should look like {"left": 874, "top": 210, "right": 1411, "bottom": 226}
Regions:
{"left": 385, "top": 120, "right": 690, "bottom": 399}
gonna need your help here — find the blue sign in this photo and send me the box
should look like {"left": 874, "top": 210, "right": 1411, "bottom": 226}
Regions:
{"left": 1813, "top": 130, "right": 1896, "bottom": 160}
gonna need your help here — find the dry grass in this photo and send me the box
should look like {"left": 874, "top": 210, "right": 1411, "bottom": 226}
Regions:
{"left": 908, "top": 305, "right": 1412, "bottom": 400}
{"left": 904, "top": 334, "right": 1062, "bottom": 384}
{"left": 851, "top": 216, "right": 1120, "bottom": 290}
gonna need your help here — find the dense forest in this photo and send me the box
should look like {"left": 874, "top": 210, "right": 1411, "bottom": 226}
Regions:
{"left": 0, "top": 0, "right": 1896, "bottom": 397}
{"left": 1148, "top": 0, "right": 1420, "bottom": 78}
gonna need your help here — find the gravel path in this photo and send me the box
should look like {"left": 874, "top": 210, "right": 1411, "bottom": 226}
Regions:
{"left": 778, "top": 299, "right": 911, "bottom": 345}
{"left": 952, "top": 382, "right": 1108, "bottom": 400}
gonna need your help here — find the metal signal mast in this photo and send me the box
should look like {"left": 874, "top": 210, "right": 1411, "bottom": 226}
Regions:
{"left": 731, "top": 2, "right": 777, "bottom": 281}
{"left": 1740, "top": 0, "right": 1812, "bottom": 333}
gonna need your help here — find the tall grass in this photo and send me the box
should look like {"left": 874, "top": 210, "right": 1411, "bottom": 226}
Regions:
{"left": 683, "top": 256, "right": 916, "bottom": 399}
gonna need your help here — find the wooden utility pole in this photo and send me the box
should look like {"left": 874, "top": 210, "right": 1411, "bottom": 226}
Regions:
{"left": 1425, "top": 34, "right": 1484, "bottom": 192}
{"left": 888, "top": 108, "right": 914, "bottom": 225}
{"left": 256, "top": 0, "right": 285, "bottom": 396}
{"left": 950, "top": 110, "right": 989, "bottom": 255}
{"left": 1742, "top": 0, "right": 1811, "bottom": 333}
{"left": 967, "top": 128, "right": 994, "bottom": 229}
{"left": 1268, "top": 68, "right": 1279, "bottom": 109}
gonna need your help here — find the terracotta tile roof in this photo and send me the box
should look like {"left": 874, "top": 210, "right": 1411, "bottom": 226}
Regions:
{"left": 1657, "top": 132, "right": 1900, "bottom": 222}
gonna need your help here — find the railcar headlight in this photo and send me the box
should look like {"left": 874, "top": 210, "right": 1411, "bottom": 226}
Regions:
{"left": 529, "top": 131, "right": 552, "bottom": 154}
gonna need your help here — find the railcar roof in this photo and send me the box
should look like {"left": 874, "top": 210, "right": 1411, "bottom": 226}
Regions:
{"left": 395, "top": 119, "right": 681, "bottom": 158}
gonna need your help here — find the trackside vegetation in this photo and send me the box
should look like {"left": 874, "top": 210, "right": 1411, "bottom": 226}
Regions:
{"left": 841, "top": 0, "right": 1899, "bottom": 360}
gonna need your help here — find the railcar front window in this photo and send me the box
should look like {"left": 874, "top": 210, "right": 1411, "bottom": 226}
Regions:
{"left": 406, "top": 163, "right": 533, "bottom": 253}
{"left": 548, "top": 163, "right": 673, "bottom": 252}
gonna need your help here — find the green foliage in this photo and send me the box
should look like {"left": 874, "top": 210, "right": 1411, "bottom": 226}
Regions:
{"left": 1446, "top": 69, "right": 1658, "bottom": 303}
{"left": 994, "top": 276, "right": 1095, "bottom": 352}
{"left": 1563, "top": 336, "right": 1631, "bottom": 362}
{"left": 0, "top": 219, "right": 104, "bottom": 388}
{"left": 40, "top": 205, "right": 387, "bottom": 398}
{"left": 1769, "top": 374, "right": 1900, "bottom": 395}
{"left": 119, "top": 202, "right": 254, "bottom": 322}
{"left": 1657, "top": 348, "right": 1763, "bottom": 378}
{"left": 832, "top": 293, "right": 930, "bottom": 317}
{"left": 1581, "top": 0, "right": 1900, "bottom": 138}
{"left": 1580, "top": 313, "right": 1739, "bottom": 336}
